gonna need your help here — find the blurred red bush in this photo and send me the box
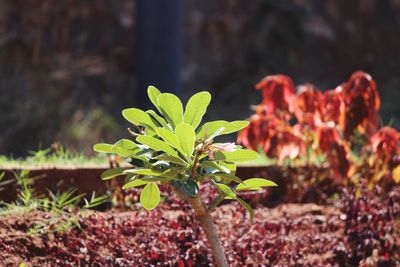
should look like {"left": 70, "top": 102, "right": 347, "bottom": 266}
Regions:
{"left": 238, "top": 72, "right": 399, "bottom": 186}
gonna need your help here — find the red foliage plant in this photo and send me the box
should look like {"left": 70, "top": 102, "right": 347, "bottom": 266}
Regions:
{"left": 238, "top": 71, "right": 399, "bottom": 185}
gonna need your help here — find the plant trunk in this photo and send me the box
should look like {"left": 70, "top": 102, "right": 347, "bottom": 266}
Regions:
{"left": 187, "top": 195, "right": 229, "bottom": 267}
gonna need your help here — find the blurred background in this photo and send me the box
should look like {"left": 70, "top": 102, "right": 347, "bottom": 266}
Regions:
{"left": 0, "top": 0, "right": 399, "bottom": 156}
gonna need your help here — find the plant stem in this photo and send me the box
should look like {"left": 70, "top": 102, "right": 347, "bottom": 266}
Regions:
{"left": 186, "top": 195, "right": 229, "bottom": 267}
{"left": 191, "top": 151, "right": 201, "bottom": 179}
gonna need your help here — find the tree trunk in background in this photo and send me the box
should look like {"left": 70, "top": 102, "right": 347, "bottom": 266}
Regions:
{"left": 136, "top": 0, "right": 182, "bottom": 109}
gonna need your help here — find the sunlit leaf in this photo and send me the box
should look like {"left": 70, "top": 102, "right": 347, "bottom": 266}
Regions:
{"left": 220, "top": 161, "right": 237, "bottom": 174}
{"left": 101, "top": 167, "right": 130, "bottom": 180}
{"left": 156, "top": 127, "right": 184, "bottom": 155}
{"left": 124, "top": 169, "right": 164, "bottom": 176}
{"left": 122, "top": 108, "right": 158, "bottom": 130}
{"left": 140, "top": 182, "right": 160, "bottom": 210}
{"left": 147, "top": 110, "right": 169, "bottom": 129}
{"left": 161, "top": 168, "right": 179, "bottom": 179}
{"left": 114, "top": 139, "right": 141, "bottom": 157}
{"left": 215, "top": 183, "right": 236, "bottom": 198}
{"left": 214, "top": 173, "right": 243, "bottom": 184}
{"left": 153, "top": 154, "right": 188, "bottom": 166}
{"left": 122, "top": 179, "right": 148, "bottom": 190}
{"left": 93, "top": 140, "right": 140, "bottom": 158}
{"left": 147, "top": 86, "right": 162, "bottom": 110}
{"left": 200, "top": 161, "right": 230, "bottom": 174}
{"left": 114, "top": 139, "right": 138, "bottom": 151}
{"left": 236, "top": 178, "right": 277, "bottom": 191}
{"left": 184, "top": 91, "right": 211, "bottom": 130}
{"left": 226, "top": 121, "right": 250, "bottom": 134}
{"left": 175, "top": 123, "right": 195, "bottom": 161}
{"left": 206, "top": 127, "right": 225, "bottom": 141}
{"left": 93, "top": 143, "right": 114, "bottom": 153}
{"left": 196, "top": 121, "right": 229, "bottom": 139}
{"left": 136, "top": 135, "right": 178, "bottom": 157}
{"left": 158, "top": 93, "right": 183, "bottom": 129}
{"left": 196, "top": 120, "right": 249, "bottom": 139}
{"left": 213, "top": 150, "right": 259, "bottom": 162}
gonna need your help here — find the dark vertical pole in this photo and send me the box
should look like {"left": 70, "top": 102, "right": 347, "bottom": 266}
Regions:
{"left": 136, "top": 0, "right": 182, "bottom": 109}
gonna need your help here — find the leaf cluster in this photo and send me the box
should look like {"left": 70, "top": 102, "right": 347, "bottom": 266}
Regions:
{"left": 94, "top": 86, "right": 276, "bottom": 217}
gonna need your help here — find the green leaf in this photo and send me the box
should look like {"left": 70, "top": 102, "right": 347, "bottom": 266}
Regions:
{"left": 122, "top": 179, "right": 148, "bottom": 189}
{"left": 183, "top": 91, "right": 211, "bottom": 129}
{"left": 196, "top": 120, "right": 228, "bottom": 139}
{"left": 196, "top": 120, "right": 249, "bottom": 139}
{"left": 154, "top": 154, "right": 188, "bottom": 166}
{"left": 220, "top": 161, "right": 237, "bottom": 174}
{"left": 161, "top": 168, "right": 179, "bottom": 179}
{"left": 236, "top": 197, "right": 254, "bottom": 222}
{"left": 143, "top": 128, "right": 157, "bottom": 137}
{"left": 93, "top": 139, "right": 141, "bottom": 158}
{"left": 156, "top": 128, "right": 184, "bottom": 154}
{"left": 175, "top": 123, "right": 195, "bottom": 161}
{"left": 136, "top": 135, "right": 178, "bottom": 156}
{"left": 236, "top": 178, "right": 277, "bottom": 191}
{"left": 124, "top": 169, "right": 163, "bottom": 176}
{"left": 113, "top": 139, "right": 140, "bottom": 157}
{"left": 151, "top": 160, "right": 171, "bottom": 170}
{"left": 158, "top": 93, "right": 183, "bottom": 128}
{"left": 214, "top": 173, "right": 243, "bottom": 184}
{"left": 213, "top": 150, "right": 259, "bottom": 162}
{"left": 225, "top": 121, "right": 250, "bottom": 134}
{"left": 182, "top": 180, "right": 199, "bottom": 197}
{"left": 147, "top": 86, "right": 162, "bottom": 110}
{"left": 200, "top": 161, "right": 230, "bottom": 174}
{"left": 101, "top": 167, "right": 130, "bottom": 180}
{"left": 93, "top": 143, "right": 114, "bottom": 153}
{"left": 122, "top": 108, "right": 157, "bottom": 130}
{"left": 140, "top": 182, "right": 160, "bottom": 210}
{"left": 215, "top": 183, "right": 236, "bottom": 198}
{"left": 173, "top": 180, "right": 199, "bottom": 197}
{"left": 114, "top": 139, "right": 138, "bottom": 150}
{"left": 146, "top": 110, "right": 169, "bottom": 129}
{"left": 206, "top": 127, "right": 225, "bottom": 141}
{"left": 139, "top": 176, "right": 167, "bottom": 182}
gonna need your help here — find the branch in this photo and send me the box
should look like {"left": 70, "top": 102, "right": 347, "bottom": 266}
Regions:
{"left": 191, "top": 150, "right": 201, "bottom": 180}
{"left": 127, "top": 127, "right": 139, "bottom": 137}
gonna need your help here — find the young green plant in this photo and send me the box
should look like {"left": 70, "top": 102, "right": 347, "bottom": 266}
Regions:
{"left": 93, "top": 86, "right": 277, "bottom": 267}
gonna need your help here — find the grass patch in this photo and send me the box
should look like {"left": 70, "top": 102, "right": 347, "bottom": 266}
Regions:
{"left": 0, "top": 146, "right": 108, "bottom": 168}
